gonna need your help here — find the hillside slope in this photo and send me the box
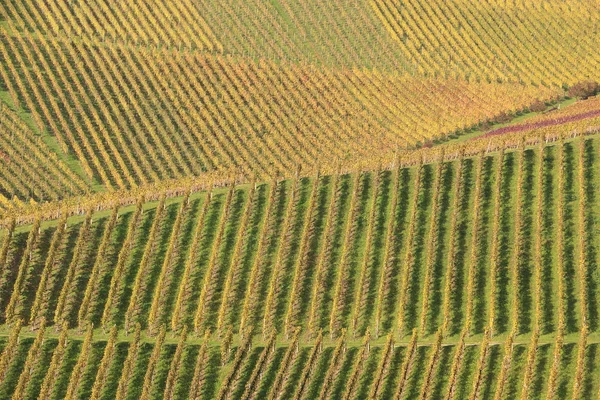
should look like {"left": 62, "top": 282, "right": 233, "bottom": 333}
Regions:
{"left": 2, "top": 1, "right": 600, "bottom": 398}
{"left": 1, "top": 132, "right": 600, "bottom": 397}
{"left": 372, "top": 0, "right": 600, "bottom": 85}
{"left": 0, "top": 0, "right": 583, "bottom": 205}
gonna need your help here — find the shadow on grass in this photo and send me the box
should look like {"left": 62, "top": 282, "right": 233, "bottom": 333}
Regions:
{"left": 227, "top": 183, "right": 268, "bottom": 329}
{"left": 255, "top": 347, "right": 286, "bottom": 398}
{"left": 424, "top": 161, "right": 453, "bottom": 335}
{"left": 381, "top": 347, "right": 405, "bottom": 399}
{"left": 0, "top": 231, "right": 28, "bottom": 321}
{"left": 111, "top": 208, "right": 155, "bottom": 329}
{"left": 562, "top": 143, "right": 578, "bottom": 333}
{"left": 541, "top": 147, "right": 556, "bottom": 335}
{"left": 494, "top": 152, "right": 516, "bottom": 335}
{"left": 250, "top": 181, "right": 289, "bottom": 333}
{"left": 430, "top": 346, "right": 454, "bottom": 400}
{"left": 448, "top": 159, "right": 474, "bottom": 336}
{"left": 330, "top": 347, "right": 358, "bottom": 398}
{"left": 304, "top": 347, "right": 333, "bottom": 398}
{"left": 472, "top": 156, "right": 494, "bottom": 334}
{"left": 516, "top": 149, "right": 536, "bottom": 334}
{"left": 454, "top": 346, "right": 478, "bottom": 399}
{"left": 582, "top": 343, "right": 597, "bottom": 398}
{"left": 357, "top": 170, "right": 392, "bottom": 336}
{"left": 89, "top": 211, "right": 132, "bottom": 326}
{"left": 404, "top": 346, "right": 429, "bottom": 399}
{"left": 280, "top": 347, "right": 310, "bottom": 399}
{"left": 65, "top": 218, "right": 106, "bottom": 327}
{"left": 356, "top": 346, "right": 382, "bottom": 399}
{"left": 294, "top": 175, "right": 333, "bottom": 329}
{"left": 201, "top": 189, "right": 246, "bottom": 331}
{"left": 156, "top": 198, "right": 202, "bottom": 326}
{"left": 135, "top": 203, "right": 180, "bottom": 330}
{"left": 50, "top": 340, "right": 82, "bottom": 400}
{"left": 149, "top": 344, "right": 177, "bottom": 398}
{"left": 381, "top": 168, "right": 412, "bottom": 334}
{"left": 271, "top": 177, "right": 311, "bottom": 332}
{"left": 556, "top": 343, "right": 575, "bottom": 399}
{"left": 231, "top": 347, "right": 263, "bottom": 398}
{"left": 45, "top": 223, "right": 81, "bottom": 324}
{"left": 0, "top": 338, "right": 32, "bottom": 398}
{"left": 76, "top": 341, "right": 106, "bottom": 398}
{"left": 317, "top": 174, "right": 352, "bottom": 332}
{"left": 202, "top": 348, "right": 222, "bottom": 399}
{"left": 337, "top": 173, "right": 371, "bottom": 332}
{"left": 182, "top": 195, "right": 224, "bottom": 328}
{"left": 19, "top": 227, "right": 55, "bottom": 323}
{"left": 531, "top": 344, "right": 551, "bottom": 398}
{"left": 479, "top": 344, "right": 501, "bottom": 400}
{"left": 101, "top": 341, "right": 130, "bottom": 399}
{"left": 403, "top": 164, "right": 433, "bottom": 332}
{"left": 583, "top": 139, "right": 598, "bottom": 331}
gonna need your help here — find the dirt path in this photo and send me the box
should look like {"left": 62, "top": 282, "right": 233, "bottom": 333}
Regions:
{"left": 479, "top": 108, "right": 600, "bottom": 139}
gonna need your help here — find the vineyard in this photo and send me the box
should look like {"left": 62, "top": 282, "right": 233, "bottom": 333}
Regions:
{"left": 372, "top": 0, "right": 600, "bottom": 85}
{"left": 0, "top": 104, "right": 89, "bottom": 204}
{"left": 1, "top": 324, "right": 598, "bottom": 400}
{"left": 0, "top": 133, "right": 600, "bottom": 397}
{"left": 1, "top": 0, "right": 600, "bottom": 398}
{"left": 0, "top": 27, "right": 558, "bottom": 193}
{"left": 483, "top": 96, "right": 600, "bottom": 139}
{"left": 0, "top": 0, "right": 577, "bottom": 201}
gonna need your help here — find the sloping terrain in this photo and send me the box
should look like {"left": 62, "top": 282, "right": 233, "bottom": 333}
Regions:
{"left": 0, "top": 104, "right": 89, "bottom": 203}
{"left": 1, "top": 1, "right": 600, "bottom": 398}
{"left": 0, "top": 0, "right": 573, "bottom": 203}
{"left": 1, "top": 132, "right": 600, "bottom": 397}
{"left": 372, "top": 0, "right": 600, "bottom": 85}
{"left": 483, "top": 96, "right": 600, "bottom": 139}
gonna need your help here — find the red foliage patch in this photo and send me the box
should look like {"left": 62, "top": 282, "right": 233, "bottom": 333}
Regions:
{"left": 479, "top": 109, "right": 600, "bottom": 139}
